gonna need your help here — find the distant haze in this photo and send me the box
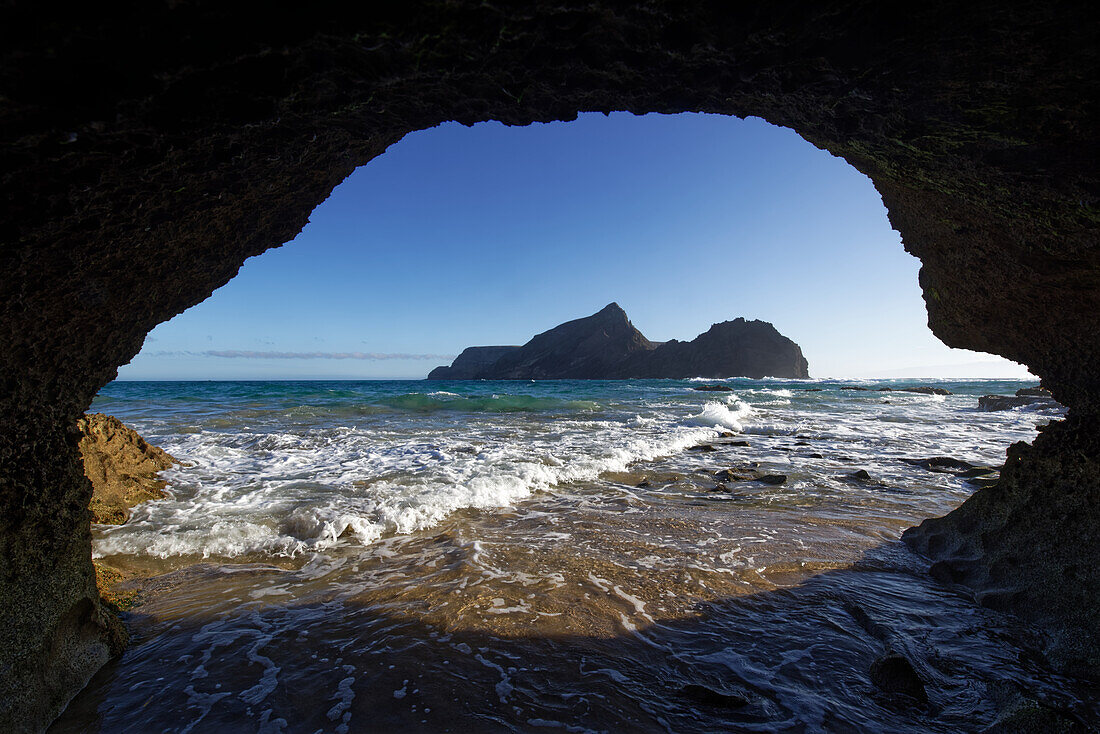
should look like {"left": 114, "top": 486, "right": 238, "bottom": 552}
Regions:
{"left": 119, "top": 112, "right": 1032, "bottom": 381}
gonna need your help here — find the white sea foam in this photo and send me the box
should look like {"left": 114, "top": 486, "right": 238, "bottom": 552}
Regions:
{"left": 91, "top": 379, "right": 1054, "bottom": 562}
{"left": 685, "top": 398, "right": 754, "bottom": 432}
{"left": 94, "top": 407, "right": 724, "bottom": 559}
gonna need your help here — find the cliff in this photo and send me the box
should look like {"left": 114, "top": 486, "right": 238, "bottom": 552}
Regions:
{"left": 427, "top": 304, "right": 809, "bottom": 380}
{"left": 618, "top": 318, "right": 810, "bottom": 379}
{"left": 428, "top": 346, "right": 519, "bottom": 379}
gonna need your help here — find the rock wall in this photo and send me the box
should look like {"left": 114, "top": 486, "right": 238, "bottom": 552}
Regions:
{"left": 1, "top": 2, "right": 1097, "bottom": 729}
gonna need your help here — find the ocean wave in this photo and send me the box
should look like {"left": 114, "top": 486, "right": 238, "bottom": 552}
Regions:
{"left": 93, "top": 417, "right": 720, "bottom": 559}
{"left": 684, "top": 398, "right": 754, "bottom": 432}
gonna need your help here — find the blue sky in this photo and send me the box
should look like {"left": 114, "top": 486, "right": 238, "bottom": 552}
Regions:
{"left": 121, "top": 112, "right": 1031, "bottom": 380}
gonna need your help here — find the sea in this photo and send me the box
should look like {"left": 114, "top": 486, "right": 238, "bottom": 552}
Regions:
{"left": 53, "top": 378, "right": 1098, "bottom": 733}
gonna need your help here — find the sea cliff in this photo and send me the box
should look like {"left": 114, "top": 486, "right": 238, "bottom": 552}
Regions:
{"left": 428, "top": 303, "right": 809, "bottom": 380}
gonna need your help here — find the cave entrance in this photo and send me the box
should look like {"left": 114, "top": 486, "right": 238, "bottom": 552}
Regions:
{"left": 89, "top": 111, "right": 1048, "bottom": 581}
{"left": 120, "top": 112, "right": 1031, "bottom": 382}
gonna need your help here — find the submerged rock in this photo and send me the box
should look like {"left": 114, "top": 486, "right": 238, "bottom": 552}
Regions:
{"left": 692, "top": 385, "right": 733, "bottom": 392}
{"left": 887, "top": 386, "right": 952, "bottom": 395}
{"left": 757, "top": 474, "right": 787, "bottom": 485}
{"left": 979, "top": 394, "right": 1062, "bottom": 411}
{"left": 688, "top": 444, "right": 719, "bottom": 453}
{"left": 869, "top": 652, "right": 927, "bottom": 702}
{"left": 848, "top": 469, "right": 874, "bottom": 482}
{"left": 901, "top": 457, "right": 976, "bottom": 474}
{"left": 677, "top": 683, "right": 748, "bottom": 709}
{"left": 78, "top": 414, "right": 177, "bottom": 524}
{"left": 428, "top": 346, "right": 520, "bottom": 379}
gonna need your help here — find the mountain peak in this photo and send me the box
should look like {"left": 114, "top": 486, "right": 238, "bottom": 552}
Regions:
{"left": 427, "top": 304, "right": 808, "bottom": 379}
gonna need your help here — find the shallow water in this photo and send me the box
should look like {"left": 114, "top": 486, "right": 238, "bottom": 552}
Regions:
{"left": 54, "top": 378, "right": 1098, "bottom": 732}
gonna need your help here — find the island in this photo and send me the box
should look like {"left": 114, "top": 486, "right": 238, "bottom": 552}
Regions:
{"left": 428, "top": 303, "right": 809, "bottom": 380}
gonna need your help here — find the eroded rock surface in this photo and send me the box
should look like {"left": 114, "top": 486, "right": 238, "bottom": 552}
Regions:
{"left": 0, "top": 2, "right": 1097, "bottom": 730}
{"left": 78, "top": 414, "right": 176, "bottom": 525}
{"left": 904, "top": 415, "right": 1100, "bottom": 674}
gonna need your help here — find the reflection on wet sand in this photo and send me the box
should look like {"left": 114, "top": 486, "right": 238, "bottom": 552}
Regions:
{"left": 57, "top": 475, "right": 1097, "bottom": 732}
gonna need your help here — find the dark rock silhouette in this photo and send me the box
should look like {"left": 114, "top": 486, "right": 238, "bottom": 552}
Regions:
{"left": 456, "top": 303, "right": 656, "bottom": 379}
{"left": 978, "top": 394, "right": 1062, "bottom": 411}
{"left": 427, "top": 346, "right": 519, "bottom": 379}
{"left": 428, "top": 304, "right": 809, "bottom": 380}
{"left": 869, "top": 652, "right": 928, "bottom": 702}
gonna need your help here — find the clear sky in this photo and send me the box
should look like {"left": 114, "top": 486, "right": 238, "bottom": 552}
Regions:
{"left": 120, "top": 112, "right": 1032, "bottom": 380}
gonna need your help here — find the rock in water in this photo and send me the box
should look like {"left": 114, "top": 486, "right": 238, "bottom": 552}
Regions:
{"left": 978, "top": 394, "right": 1062, "bottom": 411}
{"left": 869, "top": 652, "right": 927, "bottom": 703}
{"left": 78, "top": 414, "right": 177, "bottom": 524}
{"left": 678, "top": 683, "right": 748, "bottom": 709}
{"left": 428, "top": 303, "right": 808, "bottom": 379}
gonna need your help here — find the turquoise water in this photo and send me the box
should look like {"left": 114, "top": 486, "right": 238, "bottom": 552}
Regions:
{"left": 55, "top": 377, "right": 1096, "bottom": 732}
{"left": 88, "top": 377, "right": 1053, "bottom": 559}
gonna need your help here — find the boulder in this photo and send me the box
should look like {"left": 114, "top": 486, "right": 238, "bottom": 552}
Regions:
{"left": 900, "top": 386, "right": 952, "bottom": 395}
{"left": 978, "top": 394, "right": 1061, "bottom": 411}
{"left": 901, "top": 457, "right": 975, "bottom": 474}
{"left": 78, "top": 414, "right": 177, "bottom": 524}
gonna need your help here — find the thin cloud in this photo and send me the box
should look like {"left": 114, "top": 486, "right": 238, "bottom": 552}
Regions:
{"left": 202, "top": 350, "right": 452, "bottom": 361}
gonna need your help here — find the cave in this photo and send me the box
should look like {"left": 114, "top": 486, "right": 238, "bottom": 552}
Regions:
{"left": 1, "top": 2, "right": 1097, "bottom": 730}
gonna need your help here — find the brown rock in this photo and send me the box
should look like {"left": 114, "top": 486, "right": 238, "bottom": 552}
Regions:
{"left": 78, "top": 414, "right": 177, "bottom": 525}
